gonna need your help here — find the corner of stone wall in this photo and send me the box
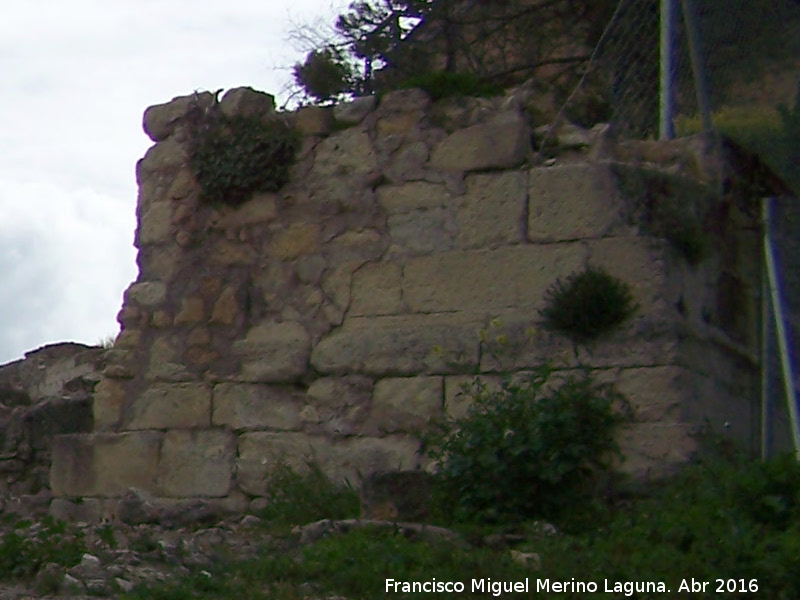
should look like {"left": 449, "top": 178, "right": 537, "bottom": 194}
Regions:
{"left": 48, "top": 85, "right": 764, "bottom": 518}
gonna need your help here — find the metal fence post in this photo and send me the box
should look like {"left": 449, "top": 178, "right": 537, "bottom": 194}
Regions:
{"left": 659, "top": 0, "right": 677, "bottom": 139}
{"left": 763, "top": 197, "right": 800, "bottom": 460}
{"left": 680, "top": 0, "right": 713, "bottom": 132}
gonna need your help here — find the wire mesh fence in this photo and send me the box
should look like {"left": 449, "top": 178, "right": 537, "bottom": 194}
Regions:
{"left": 558, "top": 0, "right": 800, "bottom": 151}
{"left": 548, "top": 0, "right": 800, "bottom": 456}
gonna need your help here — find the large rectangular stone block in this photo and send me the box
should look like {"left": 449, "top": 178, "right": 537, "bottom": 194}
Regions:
{"left": 457, "top": 171, "right": 526, "bottom": 248}
{"left": 311, "top": 313, "right": 482, "bottom": 376}
{"left": 365, "top": 376, "right": 443, "bottom": 434}
{"left": 474, "top": 311, "right": 681, "bottom": 372}
{"left": 678, "top": 371, "right": 757, "bottom": 446}
{"left": 156, "top": 429, "right": 235, "bottom": 497}
{"left": 612, "top": 366, "right": 692, "bottom": 423}
{"left": 305, "top": 376, "right": 374, "bottom": 436}
{"left": 528, "top": 164, "right": 627, "bottom": 242}
{"left": 325, "top": 435, "right": 425, "bottom": 483}
{"left": 403, "top": 244, "right": 587, "bottom": 314}
{"left": 232, "top": 321, "right": 311, "bottom": 382}
{"left": 236, "top": 432, "right": 329, "bottom": 496}
{"left": 585, "top": 237, "right": 674, "bottom": 315}
{"left": 93, "top": 378, "right": 125, "bottom": 431}
{"left": 350, "top": 262, "right": 404, "bottom": 316}
{"left": 124, "top": 383, "right": 211, "bottom": 430}
{"left": 430, "top": 111, "right": 529, "bottom": 172}
{"left": 51, "top": 432, "right": 163, "bottom": 497}
{"left": 377, "top": 181, "right": 450, "bottom": 213}
{"left": 386, "top": 207, "right": 457, "bottom": 256}
{"left": 212, "top": 383, "right": 303, "bottom": 431}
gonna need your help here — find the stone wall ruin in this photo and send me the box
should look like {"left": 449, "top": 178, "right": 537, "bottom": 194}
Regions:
{"left": 48, "top": 86, "right": 765, "bottom": 520}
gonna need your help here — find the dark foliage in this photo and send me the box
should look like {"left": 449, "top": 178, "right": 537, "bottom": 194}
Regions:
{"left": 540, "top": 266, "right": 638, "bottom": 342}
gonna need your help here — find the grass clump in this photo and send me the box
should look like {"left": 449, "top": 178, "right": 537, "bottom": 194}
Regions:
{"left": 539, "top": 266, "right": 638, "bottom": 343}
{"left": 183, "top": 100, "right": 299, "bottom": 206}
{"left": 426, "top": 366, "right": 631, "bottom": 525}
{"left": 398, "top": 71, "right": 504, "bottom": 101}
{"left": 256, "top": 461, "right": 359, "bottom": 528}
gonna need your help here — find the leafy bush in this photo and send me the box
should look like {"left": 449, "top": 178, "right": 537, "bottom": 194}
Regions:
{"left": 0, "top": 516, "right": 85, "bottom": 579}
{"left": 426, "top": 366, "right": 631, "bottom": 523}
{"left": 539, "top": 266, "right": 638, "bottom": 343}
{"left": 398, "top": 71, "right": 503, "bottom": 101}
{"left": 293, "top": 47, "right": 355, "bottom": 104}
{"left": 537, "top": 449, "right": 800, "bottom": 599}
{"left": 184, "top": 102, "right": 299, "bottom": 206}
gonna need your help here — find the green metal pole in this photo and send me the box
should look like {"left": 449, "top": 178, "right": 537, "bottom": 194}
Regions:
{"left": 763, "top": 197, "right": 800, "bottom": 460}
{"left": 680, "top": 0, "right": 713, "bottom": 131}
{"left": 659, "top": 0, "right": 677, "bottom": 139}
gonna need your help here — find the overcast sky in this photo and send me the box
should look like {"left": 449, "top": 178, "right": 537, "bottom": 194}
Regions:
{"left": 0, "top": 1, "right": 345, "bottom": 364}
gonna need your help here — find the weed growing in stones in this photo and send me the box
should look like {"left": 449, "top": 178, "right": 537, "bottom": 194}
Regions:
{"left": 540, "top": 266, "right": 638, "bottom": 343}
{"left": 256, "top": 461, "right": 359, "bottom": 529}
{"left": 183, "top": 99, "right": 299, "bottom": 206}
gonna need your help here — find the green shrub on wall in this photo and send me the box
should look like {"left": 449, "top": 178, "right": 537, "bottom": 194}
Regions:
{"left": 183, "top": 101, "right": 299, "bottom": 206}
{"left": 398, "top": 71, "right": 504, "bottom": 101}
{"left": 539, "top": 266, "right": 638, "bottom": 343}
{"left": 426, "top": 366, "right": 631, "bottom": 524}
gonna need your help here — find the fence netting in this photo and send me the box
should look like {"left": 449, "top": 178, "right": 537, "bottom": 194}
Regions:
{"left": 559, "top": 0, "right": 800, "bottom": 145}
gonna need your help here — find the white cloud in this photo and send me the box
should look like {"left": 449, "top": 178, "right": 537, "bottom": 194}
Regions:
{"left": 0, "top": 0, "right": 343, "bottom": 363}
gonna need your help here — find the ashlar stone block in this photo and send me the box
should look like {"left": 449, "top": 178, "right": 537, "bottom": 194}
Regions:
{"left": 51, "top": 432, "right": 163, "bottom": 497}
{"left": 326, "top": 435, "right": 425, "bottom": 483}
{"left": 350, "top": 262, "right": 404, "bottom": 316}
{"left": 212, "top": 383, "right": 302, "bottom": 431}
{"left": 528, "top": 164, "right": 627, "bottom": 242}
{"left": 366, "top": 377, "right": 443, "bottom": 434}
{"left": 584, "top": 237, "right": 672, "bottom": 315}
{"left": 457, "top": 171, "right": 527, "bottom": 248}
{"left": 430, "top": 111, "right": 529, "bottom": 172}
{"left": 93, "top": 378, "right": 126, "bottom": 431}
{"left": 312, "top": 129, "right": 378, "bottom": 178}
{"left": 124, "top": 383, "right": 211, "bottom": 430}
{"left": 377, "top": 182, "right": 449, "bottom": 213}
{"left": 138, "top": 201, "right": 173, "bottom": 246}
{"left": 124, "top": 282, "right": 167, "bottom": 308}
{"left": 236, "top": 432, "right": 329, "bottom": 495}
{"left": 232, "top": 321, "right": 311, "bottom": 382}
{"left": 311, "top": 313, "right": 481, "bottom": 376}
{"left": 613, "top": 366, "right": 689, "bottom": 422}
{"left": 402, "top": 243, "right": 587, "bottom": 314}
{"left": 618, "top": 423, "right": 696, "bottom": 478}
{"left": 156, "top": 429, "right": 235, "bottom": 497}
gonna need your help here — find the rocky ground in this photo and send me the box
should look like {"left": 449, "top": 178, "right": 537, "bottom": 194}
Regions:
{"left": 0, "top": 509, "right": 270, "bottom": 600}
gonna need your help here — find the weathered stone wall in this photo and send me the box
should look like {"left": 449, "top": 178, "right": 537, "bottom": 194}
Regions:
{"left": 49, "top": 86, "right": 764, "bottom": 519}
{"left": 0, "top": 343, "right": 101, "bottom": 514}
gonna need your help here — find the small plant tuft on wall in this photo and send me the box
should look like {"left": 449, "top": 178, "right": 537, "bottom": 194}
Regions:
{"left": 183, "top": 100, "right": 300, "bottom": 206}
{"left": 540, "top": 266, "right": 638, "bottom": 343}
